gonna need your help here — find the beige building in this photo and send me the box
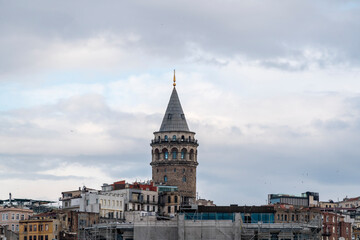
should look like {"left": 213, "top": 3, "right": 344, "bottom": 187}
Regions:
{"left": 339, "top": 197, "right": 360, "bottom": 208}
{"left": 0, "top": 207, "right": 33, "bottom": 232}
{"left": 318, "top": 201, "right": 338, "bottom": 209}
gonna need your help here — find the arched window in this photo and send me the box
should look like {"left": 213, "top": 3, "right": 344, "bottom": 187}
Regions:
{"left": 181, "top": 149, "right": 187, "bottom": 160}
{"left": 181, "top": 135, "right": 185, "bottom": 141}
{"left": 164, "top": 135, "right": 168, "bottom": 141}
{"left": 189, "top": 149, "right": 194, "bottom": 160}
{"left": 155, "top": 149, "right": 160, "bottom": 160}
{"left": 182, "top": 176, "right": 186, "bottom": 182}
{"left": 172, "top": 149, "right": 177, "bottom": 159}
{"left": 162, "top": 149, "right": 169, "bottom": 160}
{"left": 174, "top": 168, "right": 176, "bottom": 172}
{"left": 188, "top": 136, "right": 191, "bottom": 142}
{"left": 172, "top": 135, "right": 176, "bottom": 141}
{"left": 164, "top": 175, "right": 168, "bottom": 182}
{"left": 157, "top": 136, "right": 160, "bottom": 142}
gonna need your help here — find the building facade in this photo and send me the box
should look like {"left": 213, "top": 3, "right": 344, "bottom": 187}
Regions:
{"left": 0, "top": 207, "right": 33, "bottom": 232}
{"left": 322, "top": 212, "right": 352, "bottom": 240}
{"left": 268, "top": 192, "right": 319, "bottom": 207}
{"left": 150, "top": 74, "right": 199, "bottom": 205}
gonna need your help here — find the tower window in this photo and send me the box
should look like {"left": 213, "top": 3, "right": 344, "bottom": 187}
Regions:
{"left": 164, "top": 135, "right": 168, "bottom": 141}
{"left": 172, "top": 150, "right": 177, "bottom": 159}
{"left": 181, "top": 114, "right": 185, "bottom": 119}
{"left": 182, "top": 176, "right": 186, "bottom": 182}
{"left": 164, "top": 151, "right": 168, "bottom": 160}
{"left": 172, "top": 135, "right": 176, "bottom": 141}
{"left": 181, "top": 135, "right": 185, "bottom": 141}
{"left": 168, "top": 114, "right": 172, "bottom": 119}
{"left": 164, "top": 175, "right": 168, "bottom": 182}
{"left": 181, "top": 151, "right": 185, "bottom": 159}
{"left": 174, "top": 168, "right": 176, "bottom": 172}
{"left": 183, "top": 168, "right": 185, "bottom": 173}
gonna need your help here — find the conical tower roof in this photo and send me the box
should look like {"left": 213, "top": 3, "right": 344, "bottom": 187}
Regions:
{"left": 159, "top": 87, "right": 190, "bottom": 132}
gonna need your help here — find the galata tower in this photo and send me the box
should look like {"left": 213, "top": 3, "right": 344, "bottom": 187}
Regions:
{"left": 150, "top": 71, "right": 199, "bottom": 205}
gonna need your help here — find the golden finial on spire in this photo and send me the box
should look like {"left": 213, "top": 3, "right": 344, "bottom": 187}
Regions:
{"left": 173, "top": 69, "right": 176, "bottom": 87}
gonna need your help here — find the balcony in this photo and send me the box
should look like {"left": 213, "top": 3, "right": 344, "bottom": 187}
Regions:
{"left": 151, "top": 138, "right": 198, "bottom": 145}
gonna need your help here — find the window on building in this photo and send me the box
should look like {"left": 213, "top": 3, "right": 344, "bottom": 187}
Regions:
{"left": 182, "top": 176, "right": 186, "bottom": 182}
{"left": 174, "top": 168, "right": 176, "bottom": 172}
{"left": 168, "top": 196, "right": 171, "bottom": 203}
{"left": 167, "top": 114, "right": 172, "bottom": 119}
{"left": 5, "top": 214, "right": 8, "bottom": 220}
{"left": 172, "top": 135, "right": 176, "bottom": 141}
{"left": 29, "top": 236, "right": 32, "bottom": 240}
{"left": 24, "top": 225, "right": 28, "bottom": 232}
{"left": 45, "top": 236, "right": 48, "bottom": 240}
{"left": 164, "top": 135, "right": 168, "bottom": 141}
{"left": 147, "top": 206, "right": 149, "bottom": 211}
{"left": 153, "top": 206, "right": 155, "bottom": 212}
{"left": 21, "top": 214, "right": 25, "bottom": 220}
{"left": 175, "top": 196, "right": 178, "bottom": 203}
{"left": 175, "top": 206, "right": 177, "bottom": 212}
{"left": 181, "top": 151, "right": 185, "bottom": 159}
{"left": 12, "top": 214, "right": 15, "bottom": 220}
{"left": 183, "top": 168, "right": 185, "bottom": 173}
{"left": 34, "top": 225, "right": 37, "bottom": 231}
{"left": 285, "top": 215, "right": 287, "bottom": 221}
{"left": 11, "top": 224, "right": 15, "bottom": 231}
{"left": 172, "top": 150, "right": 177, "bottom": 159}
{"left": 39, "top": 224, "right": 43, "bottom": 231}
{"left": 16, "top": 214, "right": 19, "bottom": 220}
{"left": 29, "top": 225, "right": 32, "bottom": 232}
{"left": 34, "top": 236, "right": 37, "bottom": 240}
{"left": 168, "top": 206, "right": 171, "bottom": 213}
{"left": 24, "top": 236, "right": 27, "bottom": 240}
{"left": 164, "top": 151, "right": 168, "bottom": 160}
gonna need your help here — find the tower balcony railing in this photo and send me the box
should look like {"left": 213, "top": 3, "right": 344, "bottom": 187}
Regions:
{"left": 151, "top": 138, "right": 198, "bottom": 144}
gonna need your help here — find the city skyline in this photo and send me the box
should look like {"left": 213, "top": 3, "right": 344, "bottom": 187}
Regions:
{"left": 1, "top": 1, "right": 360, "bottom": 205}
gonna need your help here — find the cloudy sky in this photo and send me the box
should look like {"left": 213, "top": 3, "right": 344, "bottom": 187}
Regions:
{"left": 1, "top": 0, "right": 360, "bottom": 205}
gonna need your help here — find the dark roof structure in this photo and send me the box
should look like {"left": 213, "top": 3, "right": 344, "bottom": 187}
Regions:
{"left": 159, "top": 87, "right": 190, "bottom": 132}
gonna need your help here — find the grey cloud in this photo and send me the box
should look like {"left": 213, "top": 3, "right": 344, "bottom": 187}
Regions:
{"left": 312, "top": 119, "right": 349, "bottom": 131}
{"left": 1, "top": 0, "right": 360, "bottom": 76}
